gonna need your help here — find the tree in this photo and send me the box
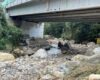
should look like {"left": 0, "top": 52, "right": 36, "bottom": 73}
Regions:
{"left": 61, "top": 22, "right": 79, "bottom": 40}
{"left": 45, "top": 22, "right": 65, "bottom": 38}
{"left": 45, "top": 22, "right": 100, "bottom": 43}
{"left": 74, "top": 22, "right": 100, "bottom": 43}
{"left": 0, "top": 5, "right": 22, "bottom": 50}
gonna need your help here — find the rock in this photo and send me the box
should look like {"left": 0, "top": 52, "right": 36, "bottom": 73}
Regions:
{"left": 69, "top": 40, "right": 75, "bottom": 44}
{"left": 13, "top": 47, "right": 35, "bottom": 57}
{"left": 64, "top": 61, "right": 80, "bottom": 70}
{"left": 93, "top": 47, "right": 100, "bottom": 54}
{"left": 85, "top": 48, "right": 94, "bottom": 56}
{"left": 23, "top": 47, "right": 34, "bottom": 56}
{"left": 0, "top": 52, "right": 15, "bottom": 61}
{"left": 13, "top": 48, "right": 24, "bottom": 57}
{"left": 72, "top": 54, "right": 89, "bottom": 62}
{"left": 85, "top": 44, "right": 99, "bottom": 56}
{"left": 33, "top": 49, "right": 48, "bottom": 59}
{"left": 72, "top": 53, "right": 100, "bottom": 64}
{"left": 87, "top": 42, "right": 96, "bottom": 47}
{"left": 64, "top": 63, "right": 100, "bottom": 80}
{"left": 89, "top": 74, "right": 100, "bottom": 80}
{"left": 57, "top": 64, "right": 69, "bottom": 75}
{"left": 47, "top": 48, "right": 61, "bottom": 57}
{"left": 41, "top": 74, "right": 56, "bottom": 80}
{"left": 47, "top": 39, "right": 59, "bottom": 47}
{"left": 53, "top": 71, "right": 64, "bottom": 79}
{"left": 51, "top": 43, "right": 58, "bottom": 48}
{"left": 88, "top": 53, "right": 100, "bottom": 63}
{"left": 44, "top": 35, "right": 51, "bottom": 39}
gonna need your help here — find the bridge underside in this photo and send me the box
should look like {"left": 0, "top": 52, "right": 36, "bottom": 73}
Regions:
{"left": 11, "top": 8, "right": 100, "bottom": 22}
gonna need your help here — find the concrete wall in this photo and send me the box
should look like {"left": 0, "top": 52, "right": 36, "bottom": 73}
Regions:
{"left": 7, "top": 0, "right": 100, "bottom": 16}
{"left": 21, "top": 21, "right": 44, "bottom": 38}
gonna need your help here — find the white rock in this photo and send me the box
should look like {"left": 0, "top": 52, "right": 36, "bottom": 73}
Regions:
{"left": 33, "top": 49, "right": 48, "bottom": 58}
{"left": 41, "top": 74, "right": 55, "bottom": 80}
{"left": 89, "top": 74, "right": 100, "bottom": 80}
{"left": 93, "top": 47, "right": 100, "bottom": 55}
{"left": 0, "top": 52, "right": 15, "bottom": 61}
{"left": 87, "top": 42, "right": 95, "bottom": 47}
{"left": 51, "top": 43, "right": 58, "bottom": 48}
{"left": 69, "top": 40, "right": 75, "bottom": 44}
{"left": 72, "top": 54, "right": 89, "bottom": 61}
{"left": 47, "top": 39, "right": 59, "bottom": 48}
{"left": 47, "top": 48, "right": 61, "bottom": 57}
{"left": 53, "top": 71, "right": 64, "bottom": 79}
{"left": 58, "top": 64, "right": 69, "bottom": 74}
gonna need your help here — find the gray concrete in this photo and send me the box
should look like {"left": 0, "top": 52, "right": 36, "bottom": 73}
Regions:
{"left": 6, "top": 0, "right": 100, "bottom": 38}
{"left": 21, "top": 22, "right": 44, "bottom": 38}
{"left": 6, "top": 0, "right": 100, "bottom": 22}
{"left": 6, "top": 0, "right": 100, "bottom": 16}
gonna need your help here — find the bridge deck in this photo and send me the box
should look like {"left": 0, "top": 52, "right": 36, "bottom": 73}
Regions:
{"left": 6, "top": 0, "right": 100, "bottom": 22}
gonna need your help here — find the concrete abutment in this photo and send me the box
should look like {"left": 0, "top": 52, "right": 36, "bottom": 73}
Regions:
{"left": 21, "top": 21, "right": 44, "bottom": 38}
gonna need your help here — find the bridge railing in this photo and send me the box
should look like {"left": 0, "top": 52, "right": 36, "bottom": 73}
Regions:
{"left": 6, "top": 0, "right": 32, "bottom": 8}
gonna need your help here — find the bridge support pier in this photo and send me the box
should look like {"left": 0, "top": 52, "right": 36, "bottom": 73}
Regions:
{"left": 21, "top": 21, "right": 44, "bottom": 38}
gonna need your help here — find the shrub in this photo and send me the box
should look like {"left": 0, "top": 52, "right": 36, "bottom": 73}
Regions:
{"left": 0, "top": 5, "right": 23, "bottom": 50}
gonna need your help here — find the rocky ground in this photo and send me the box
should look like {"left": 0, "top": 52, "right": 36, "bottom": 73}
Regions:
{"left": 0, "top": 38, "right": 100, "bottom": 80}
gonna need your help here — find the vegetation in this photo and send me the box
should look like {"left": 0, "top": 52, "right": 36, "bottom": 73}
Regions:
{"left": 45, "top": 22, "right": 100, "bottom": 43}
{"left": 0, "top": 6, "right": 22, "bottom": 50}
{"left": 45, "top": 22, "right": 65, "bottom": 38}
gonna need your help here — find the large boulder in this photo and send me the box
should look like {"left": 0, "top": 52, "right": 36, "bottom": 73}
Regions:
{"left": 13, "top": 48, "right": 24, "bottom": 57}
{"left": 13, "top": 47, "right": 34, "bottom": 57}
{"left": 47, "top": 48, "right": 62, "bottom": 57}
{"left": 72, "top": 54, "right": 100, "bottom": 64}
{"left": 22, "top": 47, "right": 34, "bottom": 56}
{"left": 93, "top": 47, "right": 100, "bottom": 54}
{"left": 71, "top": 54, "right": 89, "bottom": 62}
{"left": 47, "top": 39, "right": 59, "bottom": 48}
{"left": 0, "top": 52, "right": 15, "bottom": 61}
{"left": 72, "top": 47, "right": 100, "bottom": 63}
{"left": 33, "top": 49, "right": 48, "bottom": 59}
{"left": 89, "top": 74, "right": 100, "bottom": 80}
{"left": 64, "top": 63, "right": 100, "bottom": 80}
{"left": 87, "top": 42, "right": 96, "bottom": 48}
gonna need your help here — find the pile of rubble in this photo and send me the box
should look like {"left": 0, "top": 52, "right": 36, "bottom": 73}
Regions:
{"left": 0, "top": 38, "right": 100, "bottom": 80}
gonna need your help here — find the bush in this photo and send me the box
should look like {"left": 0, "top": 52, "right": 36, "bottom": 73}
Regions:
{"left": 0, "top": 5, "right": 23, "bottom": 50}
{"left": 45, "top": 22, "right": 100, "bottom": 43}
{"left": 7, "top": 26, "right": 22, "bottom": 49}
{"left": 74, "top": 23, "right": 100, "bottom": 43}
{"left": 0, "top": 39, "right": 6, "bottom": 50}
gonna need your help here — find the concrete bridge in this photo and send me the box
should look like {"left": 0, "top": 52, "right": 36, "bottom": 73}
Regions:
{"left": 6, "top": 0, "right": 100, "bottom": 38}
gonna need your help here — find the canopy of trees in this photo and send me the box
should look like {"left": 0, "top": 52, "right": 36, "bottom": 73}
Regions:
{"left": 45, "top": 22, "right": 100, "bottom": 43}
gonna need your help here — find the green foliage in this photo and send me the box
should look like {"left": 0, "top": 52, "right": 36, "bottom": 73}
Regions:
{"left": 45, "top": 22, "right": 100, "bottom": 43}
{"left": 0, "top": 38, "right": 6, "bottom": 50}
{"left": 7, "top": 26, "right": 22, "bottom": 49}
{"left": 2, "top": 0, "right": 15, "bottom": 7}
{"left": 45, "top": 22, "right": 65, "bottom": 38}
{"left": 0, "top": 6, "right": 22, "bottom": 50}
{"left": 74, "top": 22, "right": 92, "bottom": 43}
{"left": 74, "top": 22, "right": 100, "bottom": 43}
{"left": 62, "top": 22, "right": 79, "bottom": 40}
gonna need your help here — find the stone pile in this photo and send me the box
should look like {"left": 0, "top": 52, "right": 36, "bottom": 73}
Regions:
{"left": 0, "top": 55, "right": 71, "bottom": 80}
{"left": 0, "top": 38, "right": 99, "bottom": 80}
